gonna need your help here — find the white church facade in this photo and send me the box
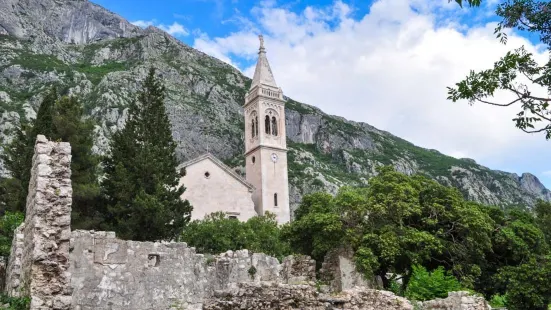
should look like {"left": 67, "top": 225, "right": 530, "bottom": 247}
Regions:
{"left": 178, "top": 35, "right": 291, "bottom": 224}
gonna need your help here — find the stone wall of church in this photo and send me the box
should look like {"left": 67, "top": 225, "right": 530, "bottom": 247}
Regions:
{"left": 179, "top": 157, "right": 257, "bottom": 221}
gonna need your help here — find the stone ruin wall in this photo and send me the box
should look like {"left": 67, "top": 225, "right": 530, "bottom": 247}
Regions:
{"left": 1, "top": 136, "right": 491, "bottom": 310}
{"left": 69, "top": 230, "right": 316, "bottom": 309}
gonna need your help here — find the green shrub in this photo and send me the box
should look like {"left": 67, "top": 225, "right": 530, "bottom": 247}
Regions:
{"left": 0, "top": 294, "right": 31, "bottom": 310}
{"left": 489, "top": 294, "right": 507, "bottom": 308}
{"left": 0, "top": 211, "right": 24, "bottom": 257}
{"left": 180, "top": 211, "right": 292, "bottom": 258}
{"left": 405, "top": 265, "right": 463, "bottom": 301}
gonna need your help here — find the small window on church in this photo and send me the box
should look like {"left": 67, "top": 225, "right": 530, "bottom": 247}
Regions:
{"left": 271, "top": 116, "right": 278, "bottom": 136}
{"left": 204, "top": 171, "right": 210, "bottom": 179}
{"left": 251, "top": 119, "right": 256, "bottom": 137}
{"left": 265, "top": 115, "right": 271, "bottom": 134}
{"left": 255, "top": 116, "right": 259, "bottom": 136}
{"left": 274, "top": 193, "right": 278, "bottom": 207}
{"left": 252, "top": 156, "right": 256, "bottom": 164}
{"left": 229, "top": 216, "right": 237, "bottom": 220}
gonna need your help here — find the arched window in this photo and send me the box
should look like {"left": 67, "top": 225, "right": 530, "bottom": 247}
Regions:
{"left": 255, "top": 116, "right": 259, "bottom": 136}
{"left": 251, "top": 119, "right": 256, "bottom": 137}
{"left": 265, "top": 115, "right": 271, "bottom": 134}
{"left": 274, "top": 193, "right": 278, "bottom": 207}
{"left": 271, "top": 116, "right": 278, "bottom": 136}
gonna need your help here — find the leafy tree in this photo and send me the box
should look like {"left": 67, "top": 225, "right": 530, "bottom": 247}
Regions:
{"left": 180, "top": 212, "right": 291, "bottom": 258}
{"left": 404, "top": 265, "right": 463, "bottom": 301}
{"left": 102, "top": 67, "right": 192, "bottom": 241}
{"left": 281, "top": 192, "right": 344, "bottom": 264}
{"left": 474, "top": 206, "right": 550, "bottom": 309}
{"left": 497, "top": 256, "right": 551, "bottom": 310}
{"left": 448, "top": 0, "right": 551, "bottom": 139}
{"left": 285, "top": 166, "right": 493, "bottom": 290}
{"left": 535, "top": 200, "right": 551, "bottom": 244}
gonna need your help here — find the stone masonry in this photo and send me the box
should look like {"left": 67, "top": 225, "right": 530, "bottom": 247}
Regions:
{"left": 4, "top": 223, "right": 24, "bottom": 296}
{"left": 19, "top": 135, "right": 72, "bottom": 309}
{"left": 419, "top": 291, "right": 491, "bottom": 310}
{"left": 69, "top": 231, "right": 315, "bottom": 310}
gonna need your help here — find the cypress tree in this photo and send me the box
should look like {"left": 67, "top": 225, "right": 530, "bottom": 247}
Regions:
{"left": 32, "top": 87, "right": 57, "bottom": 140}
{"left": 0, "top": 124, "right": 32, "bottom": 213}
{"left": 0, "top": 87, "right": 58, "bottom": 212}
{"left": 102, "top": 67, "right": 192, "bottom": 241}
{"left": 0, "top": 90, "right": 101, "bottom": 227}
{"left": 52, "top": 96, "right": 101, "bottom": 229}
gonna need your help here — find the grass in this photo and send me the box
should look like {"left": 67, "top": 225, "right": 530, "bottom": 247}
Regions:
{"left": 74, "top": 61, "right": 130, "bottom": 85}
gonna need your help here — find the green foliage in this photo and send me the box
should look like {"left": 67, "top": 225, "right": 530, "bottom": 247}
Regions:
{"left": 281, "top": 192, "right": 344, "bottom": 264}
{"left": 448, "top": 0, "right": 551, "bottom": 139}
{"left": 180, "top": 212, "right": 291, "bottom": 258}
{"left": 0, "top": 89, "right": 101, "bottom": 228}
{"left": 248, "top": 266, "right": 257, "bottom": 279}
{"left": 52, "top": 96, "right": 102, "bottom": 230}
{"left": 102, "top": 67, "right": 192, "bottom": 241}
{"left": 0, "top": 211, "right": 24, "bottom": 257}
{"left": 489, "top": 294, "right": 508, "bottom": 308}
{"left": 11, "top": 51, "right": 70, "bottom": 73}
{"left": 33, "top": 87, "right": 57, "bottom": 140}
{"left": 0, "top": 294, "right": 30, "bottom": 310}
{"left": 405, "top": 265, "right": 463, "bottom": 301}
{"left": 535, "top": 200, "right": 551, "bottom": 245}
{"left": 74, "top": 61, "right": 129, "bottom": 85}
{"left": 284, "top": 166, "right": 502, "bottom": 293}
{"left": 497, "top": 256, "right": 551, "bottom": 310}
{"left": 0, "top": 124, "right": 33, "bottom": 213}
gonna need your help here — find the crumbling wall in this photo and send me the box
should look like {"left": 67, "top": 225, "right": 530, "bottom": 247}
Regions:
{"left": 18, "top": 135, "right": 72, "bottom": 309}
{"left": 69, "top": 230, "right": 312, "bottom": 310}
{"left": 4, "top": 222, "right": 25, "bottom": 296}
{"left": 319, "top": 246, "right": 372, "bottom": 291}
{"left": 419, "top": 291, "right": 491, "bottom": 310}
{"left": 203, "top": 283, "right": 414, "bottom": 310}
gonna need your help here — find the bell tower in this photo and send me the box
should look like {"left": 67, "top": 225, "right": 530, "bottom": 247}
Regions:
{"left": 244, "top": 35, "right": 290, "bottom": 224}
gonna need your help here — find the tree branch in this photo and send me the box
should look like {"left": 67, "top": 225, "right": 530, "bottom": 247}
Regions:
{"left": 476, "top": 97, "right": 523, "bottom": 106}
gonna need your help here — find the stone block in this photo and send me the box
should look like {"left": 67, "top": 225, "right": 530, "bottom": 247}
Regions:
{"left": 93, "top": 239, "right": 128, "bottom": 264}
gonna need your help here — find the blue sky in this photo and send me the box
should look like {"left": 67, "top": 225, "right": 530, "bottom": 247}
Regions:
{"left": 92, "top": 0, "right": 551, "bottom": 188}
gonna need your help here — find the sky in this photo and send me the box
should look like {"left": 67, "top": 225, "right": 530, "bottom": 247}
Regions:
{"left": 92, "top": 0, "right": 551, "bottom": 188}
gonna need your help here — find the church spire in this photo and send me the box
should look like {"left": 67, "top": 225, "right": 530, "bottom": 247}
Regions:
{"left": 250, "top": 35, "right": 278, "bottom": 90}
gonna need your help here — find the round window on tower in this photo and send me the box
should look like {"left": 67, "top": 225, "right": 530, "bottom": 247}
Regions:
{"left": 204, "top": 171, "right": 211, "bottom": 179}
{"left": 252, "top": 156, "right": 256, "bottom": 164}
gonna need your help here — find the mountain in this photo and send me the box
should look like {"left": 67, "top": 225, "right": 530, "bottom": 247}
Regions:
{"left": 1, "top": 0, "right": 550, "bottom": 213}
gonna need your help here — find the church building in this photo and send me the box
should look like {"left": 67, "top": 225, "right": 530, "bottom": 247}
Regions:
{"left": 178, "top": 35, "right": 291, "bottom": 224}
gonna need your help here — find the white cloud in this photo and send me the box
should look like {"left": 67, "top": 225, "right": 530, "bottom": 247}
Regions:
{"left": 192, "top": 0, "right": 551, "bottom": 185}
{"left": 158, "top": 22, "right": 189, "bottom": 37}
{"left": 132, "top": 20, "right": 189, "bottom": 37}
{"left": 131, "top": 20, "right": 156, "bottom": 28}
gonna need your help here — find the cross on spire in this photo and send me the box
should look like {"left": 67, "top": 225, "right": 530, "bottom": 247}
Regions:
{"left": 259, "top": 34, "right": 265, "bottom": 49}
{"left": 250, "top": 34, "right": 278, "bottom": 89}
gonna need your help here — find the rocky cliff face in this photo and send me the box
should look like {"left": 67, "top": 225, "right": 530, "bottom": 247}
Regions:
{"left": 0, "top": 0, "right": 549, "bottom": 214}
